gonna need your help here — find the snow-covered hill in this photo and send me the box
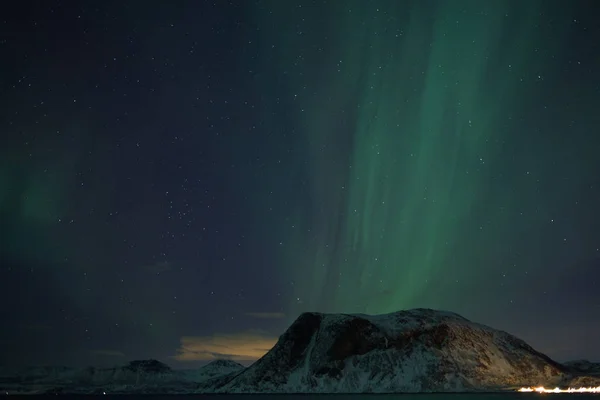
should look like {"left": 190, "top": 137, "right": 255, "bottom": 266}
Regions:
{"left": 181, "top": 359, "right": 245, "bottom": 382}
{"left": 562, "top": 360, "right": 600, "bottom": 388}
{"left": 0, "top": 359, "right": 244, "bottom": 394}
{"left": 1, "top": 308, "right": 597, "bottom": 394}
{"left": 208, "top": 308, "right": 570, "bottom": 393}
{"left": 564, "top": 360, "right": 600, "bottom": 375}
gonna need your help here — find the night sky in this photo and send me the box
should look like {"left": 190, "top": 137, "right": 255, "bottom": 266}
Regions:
{"left": 2, "top": 0, "right": 600, "bottom": 369}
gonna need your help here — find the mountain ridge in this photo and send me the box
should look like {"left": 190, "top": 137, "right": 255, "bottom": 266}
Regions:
{"left": 209, "top": 308, "right": 569, "bottom": 393}
{"left": 1, "top": 308, "right": 598, "bottom": 394}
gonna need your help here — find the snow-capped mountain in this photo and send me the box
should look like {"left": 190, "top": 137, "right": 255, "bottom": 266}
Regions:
{"left": 1, "top": 308, "right": 598, "bottom": 394}
{"left": 562, "top": 360, "right": 600, "bottom": 388}
{"left": 181, "top": 359, "right": 245, "bottom": 382}
{"left": 564, "top": 359, "right": 600, "bottom": 375}
{"left": 0, "top": 359, "right": 240, "bottom": 394}
{"left": 193, "top": 360, "right": 247, "bottom": 392}
{"left": 208, "top": 308, "right": 570, "bottom": 393}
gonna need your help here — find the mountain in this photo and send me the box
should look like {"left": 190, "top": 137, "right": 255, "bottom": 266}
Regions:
{"left": 562, "top": 360, "right": 600, "bottom": 388}
{"left": 1, "top": 308, "right": 598, "bottom": 394}
{"left": 182, "top": 359, "right": 245, "bottom": 383}
{"left": 564, "top": 360, "right": 600, "bottom": 375}
{"left": 0, "top": 359, "right": 243, "bottom": 394}
{"left": 208, "top": 308, "right": 571, "bottom": 393}
{"left": 194, "top": 360, "right": 247, "bottom": 392}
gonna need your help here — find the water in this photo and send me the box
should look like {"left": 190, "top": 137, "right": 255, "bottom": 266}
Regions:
{"left": 28, "top": 395, "right": 598, "bottom": 400}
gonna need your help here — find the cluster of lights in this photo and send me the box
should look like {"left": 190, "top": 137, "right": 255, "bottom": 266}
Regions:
{"left": 519, "top": 386, "right": 600, "bottom": 393}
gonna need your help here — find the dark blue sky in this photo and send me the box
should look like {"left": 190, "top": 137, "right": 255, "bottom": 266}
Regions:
{"left": 1, "top": 0, "right": 600, "bottom": 368}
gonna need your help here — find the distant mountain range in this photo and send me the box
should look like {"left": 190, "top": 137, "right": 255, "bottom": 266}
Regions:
{"left": 0, "top": 358, "right": 245, "bottom": 394}
{"left": 1, "top": 308, "right": 599, "bottom": 394}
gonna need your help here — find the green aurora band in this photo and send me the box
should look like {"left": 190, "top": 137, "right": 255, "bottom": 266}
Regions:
{"left": 252, "top": 1, "right": 573, "bottom": 317}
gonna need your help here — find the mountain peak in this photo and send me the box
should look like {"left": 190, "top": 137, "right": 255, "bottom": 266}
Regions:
{"left": 204, "top": 359, "right": 245, "bottom": 369}
{"left": 3, "top": 308, "right": 598, "bottom": 394}
{"left": 213, "top": 308, "right": 567, "bottom": 393}
{"left": 124, "top": 359, "right": 171, "bottom": 373}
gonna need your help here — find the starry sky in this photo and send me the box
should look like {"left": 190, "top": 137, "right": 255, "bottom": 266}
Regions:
{"left": 2, "top": 0, "right": 600, "bottom": 369}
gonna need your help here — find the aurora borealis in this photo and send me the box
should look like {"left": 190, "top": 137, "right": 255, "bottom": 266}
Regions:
{"left": 254, "top": 0, "right": 577, "bottom": 317}
{"left": 1, "top": 0, "right": 600, "bottom": 367}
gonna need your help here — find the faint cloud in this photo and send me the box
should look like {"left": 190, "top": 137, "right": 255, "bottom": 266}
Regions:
{"left": 171, "top": 330, "right": 277, "bottom": 362}
{"left": 141, "top": 261, "right": 173, "bottom": 274}
{"left": 244, "top": 312, "right": 285, "bottom": 319}
{"left": 91, "top": 349, "right": 126, "bottom": 357}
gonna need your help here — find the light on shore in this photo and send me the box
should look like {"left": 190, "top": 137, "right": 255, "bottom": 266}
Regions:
{"left": 518, "top": 386, "right": 600, "bottom": 393}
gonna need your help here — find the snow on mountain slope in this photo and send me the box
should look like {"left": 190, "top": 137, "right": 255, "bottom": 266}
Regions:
{"left": 2, "top": 309, "right": 596, "bottom": 394}
{"left": 181, "top": 359, "right": 245, "bottom": 382}
{"left": 562, "top": 360, "right": 600, "bottom": 387}
{"left": 210, "top": 308, "right": 568, "bottom": 393}
{"left": 564, "top": 360, "right": 600, "bottom": 375}
{"left": 194, "top": 360, "right": 247, "bottom": 392}
{"left": 0, "top": 359, "right": 237, "bottom": 394}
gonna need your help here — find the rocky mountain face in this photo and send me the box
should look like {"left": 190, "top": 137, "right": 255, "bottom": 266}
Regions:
{"left": 564, "top": 360, "right": 600, "bottom": 375}
{"left": 1, "top": 308, "right": 597, "bottom": 394}
{"left": 210, "top": 308, "right": 569, "bottom": 393}
{"left": 563, "top": 360, "right": 600, "bottom": 388}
